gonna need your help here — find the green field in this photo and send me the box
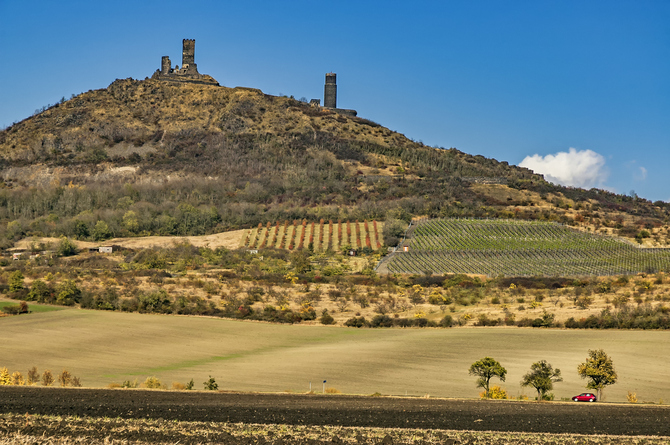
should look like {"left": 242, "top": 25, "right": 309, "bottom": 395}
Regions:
{"left": 386, "top": 218, "right": 670, "bottom": 276}
{"left": 0, "top": 301, "right": 64, "bottom": 313}
{"left": 2, "top": 309, "right": 669, "bottom": 403}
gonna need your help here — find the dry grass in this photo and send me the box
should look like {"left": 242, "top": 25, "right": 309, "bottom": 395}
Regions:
{"left": 12, "top": 230, "right": 247, "bottom": 252}
{"left": 2, "top": 309, "right": 670, "bottom": 402}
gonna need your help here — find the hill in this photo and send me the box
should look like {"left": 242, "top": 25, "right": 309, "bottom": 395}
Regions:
{"left": 1, "top": 77, "right": 669, "bottom": 249}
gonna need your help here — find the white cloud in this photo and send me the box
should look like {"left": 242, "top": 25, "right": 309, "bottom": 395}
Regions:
{"left": 519, "top": 147, "right": 609, "bottom": 188}
{"left": 634, "top": 166, "right": 647, "bottom": 181}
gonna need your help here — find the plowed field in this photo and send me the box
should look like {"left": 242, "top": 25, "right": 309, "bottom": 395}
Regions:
{"left": 1, "top": 387, "right": 669, "bottom": 437}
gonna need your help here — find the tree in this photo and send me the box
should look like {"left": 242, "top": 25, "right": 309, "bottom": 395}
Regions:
{"left": 8, "top": 271, "right": 24, "bottom": 292}
{"left": 521, "top": 360, "right": 562, "bottom": 401}
{"left": 56, "top": 280, "right": 81, "bottom": 306}
{"left": 382, "top": 218, "right": 407, "bottom": 247}
{"left": 469, "top": 357, "right": 507, "bottom": 398}
{"left": 56, "top": 236, "right": 77, "bottom": 257}
{"left": 577, "top": 349, "right": 617, "bottom": 400}
{"left": 92, "top": 220, "right": 112, "bottom": 241}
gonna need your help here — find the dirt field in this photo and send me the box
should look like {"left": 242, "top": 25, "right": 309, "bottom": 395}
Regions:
{"left": 1, "top": 387, "right": 669, "bottom": 438}
{"left": 12, "top": 229, "right": 247, "bottom": 251}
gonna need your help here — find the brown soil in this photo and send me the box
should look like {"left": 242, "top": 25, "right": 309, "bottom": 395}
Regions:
{"left": 1, "top": 387, "right": 669, "bottom": 437}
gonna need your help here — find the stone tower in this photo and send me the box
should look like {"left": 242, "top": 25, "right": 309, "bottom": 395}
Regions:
{"left": 324, "top": 73, "right": 337, "bottom": 108}
{"left": 182, "top": 39, "right": 196, "bottom": 69}
{"left": 161, "top": 56, "right": 171, "bottom": 75}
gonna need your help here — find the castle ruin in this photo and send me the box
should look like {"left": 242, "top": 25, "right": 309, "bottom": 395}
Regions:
{"left": 317, "top": 73, "right": 357, "bottom": 117}
{"left": 153, "top": 39, "right": 218, "bottom": 84}
{"left": 152, "top": 40, "right": 356, "bottom": 115}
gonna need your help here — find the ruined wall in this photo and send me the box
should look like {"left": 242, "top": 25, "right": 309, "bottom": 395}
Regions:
{"left": 161, "top": 56, "right": 171, "bottom": 75}
{"left": 324, "top": 73, "right": 337, "bottom": 108}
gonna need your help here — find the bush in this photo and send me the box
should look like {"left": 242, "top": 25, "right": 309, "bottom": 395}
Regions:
{"left": 143, "top": 376, "right": 165, "bottom": 389}
{"left": 319, "top": 309, "right": 335, "bottom": 325}
{"left": 439, "top": 315, "right": 453, "bottom": 327}
{"left": 344, "top": 316, "right": 369, "bottom": 328}
{"left": 325, "top": 387, "right": 341, "bottom": 394}
{"left": 475, "top": 314, "right": 501, "bottom": 326}
{"left": 480, "top": 385, "right": 508, "bottom": 400}
{"left": 203, "top": 376, "right": 218, "bottom": 390}
{"left": 370, "top": 314, "right": 393, "bottom": 327}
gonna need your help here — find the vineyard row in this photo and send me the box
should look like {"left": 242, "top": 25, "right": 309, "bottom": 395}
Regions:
{"left": 244, "top": 220, "right": 384, "bottom": 252}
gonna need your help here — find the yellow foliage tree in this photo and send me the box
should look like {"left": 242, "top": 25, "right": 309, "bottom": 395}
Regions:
{"left": 0, "top": 368, "right": 12, "bottom": 385}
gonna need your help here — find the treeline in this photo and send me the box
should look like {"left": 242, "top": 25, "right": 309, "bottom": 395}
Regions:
{"left": 565, "top": 305, "right": 670, "bottom": 329}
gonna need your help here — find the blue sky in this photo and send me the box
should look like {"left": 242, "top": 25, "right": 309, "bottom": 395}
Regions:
{"left": 1, "top": 1, "right": 668, "bottom": 201}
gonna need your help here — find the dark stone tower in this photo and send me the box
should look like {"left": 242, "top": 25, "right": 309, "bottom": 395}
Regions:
{"left": 161, "top": 56, "right": 171, "bottom": 75}
{"left": 182, "top": 39, "right": 196, "bottom": 69}
{"left": 324, "top": 73, "right": 337, "bottom": 108}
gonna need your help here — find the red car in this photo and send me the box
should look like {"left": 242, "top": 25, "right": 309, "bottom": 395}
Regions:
{"left": 572, "top": 392, "right": 597, "bottom": 402}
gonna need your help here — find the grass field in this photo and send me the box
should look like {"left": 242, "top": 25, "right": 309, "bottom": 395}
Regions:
{"left": 2, "top": 309, "right": 669, "bottom": 403}
{"left": 0, "top": 301, "right": 64, "bottom": 313}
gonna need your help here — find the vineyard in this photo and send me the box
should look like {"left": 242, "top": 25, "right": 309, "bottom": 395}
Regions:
{"left": 243, "top": 220, "right": 384, "bottom": 252}
{"left": 385, "top": 218, "right": 670, "bottom": 276}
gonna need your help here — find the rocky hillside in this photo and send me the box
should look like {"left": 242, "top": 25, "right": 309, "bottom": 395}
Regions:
{"left": 0, "top": 78, "right": 668, "bottom": 248}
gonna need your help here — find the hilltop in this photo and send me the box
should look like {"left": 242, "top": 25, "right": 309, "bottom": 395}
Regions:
{"left": 0, "top": 77, "right": 669, "bottom": 248}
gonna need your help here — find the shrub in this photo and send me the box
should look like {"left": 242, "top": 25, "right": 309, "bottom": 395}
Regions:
{"left": 185, "top": 379, "right": 195, "bottom": 390}
{"left": 319, "top": 309, "right": 335, "bottom": 325}
{"left": 1, "top": 304, "right": 24, "bottom": 315}
{"left": 143, "top": 376, "right": 164, "bottom": 389}
{"left": 439, "top": 315, "right": 453, "bottom": 327}
{"left": 71, "top": 376, "right": 82, "bottom": 387}
{"left": 475, "top": 314, "right": 501, "bottom": 326}
{"left": 480, "top": 385, "right": 508, "bottom": 400}
{"left": 370, "top": 314, "right": 393, "bottom": 327}
{"left": 203, "top": 376, "right": 218, "bottom": 390}
{"left": 172, "top": 382, "right": 186, "bottom": 390}
{"left": 575, "top": 295, "right": 593, "bottom": 309}
{"left": 41, "top": 370, "right": 54, "bottom": 386}
{"left": 325, "top": 387, "right": 341, "bottom": 394}
{"left": 627, "top": 391, "right": 638, "bottom": 403}
{"left": 344, "top": 316, "right": 369, "bottom": 328}
{"left": 122, "top": 379, "right": 138, "bottom": 388}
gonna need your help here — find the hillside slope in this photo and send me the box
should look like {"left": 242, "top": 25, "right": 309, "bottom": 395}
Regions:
{"left": 1, "top": 78, "right": 669, "bottom": 247}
